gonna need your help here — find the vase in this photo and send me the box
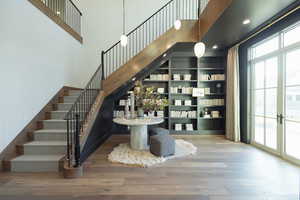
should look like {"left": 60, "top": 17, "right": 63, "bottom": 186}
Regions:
{"left": 137, "top": 108, "right": 144, "bottom": 118}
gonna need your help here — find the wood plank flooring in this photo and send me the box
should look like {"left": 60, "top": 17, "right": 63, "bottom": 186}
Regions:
{"left": 0, "top": 135, "right": 300, "bottom": 200}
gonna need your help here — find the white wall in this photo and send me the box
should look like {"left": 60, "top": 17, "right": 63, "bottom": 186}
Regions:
{"left": 0, "top": 0, "right": 87, "bottom": 153}
{"left": 75, "top": 0, "right": 170, "bottom": 71}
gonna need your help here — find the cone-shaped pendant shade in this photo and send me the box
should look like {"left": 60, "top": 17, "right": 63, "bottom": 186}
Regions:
{"left": 174, "top": 20, "right": 182, "bottom": 30}
{"left": 194, "top": 42, "right": 206, "bottom": 58}
{"left": 120, "top": 35, "right": 128, "bottom": 47}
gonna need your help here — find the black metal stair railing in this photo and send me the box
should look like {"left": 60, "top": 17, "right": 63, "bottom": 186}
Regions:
{"left": 40, "top": 0, "right": 82, "bottom": 35}
{"left": 64, "top": 66, "right": 102, "bottom": 168}
{"left": 101, "top": 0, "right": 211, "bottom": 80}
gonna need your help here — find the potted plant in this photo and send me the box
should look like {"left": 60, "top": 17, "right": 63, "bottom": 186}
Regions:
{"left": 134, "top": 81, "right": 168, "bottom": 117}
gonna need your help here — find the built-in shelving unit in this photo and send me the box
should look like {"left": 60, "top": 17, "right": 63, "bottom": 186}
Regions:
{"left": 113, "top": 43, "right": 227, "bottom": 135}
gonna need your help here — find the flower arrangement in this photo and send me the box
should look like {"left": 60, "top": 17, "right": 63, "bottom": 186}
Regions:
{"left": 134, "top": 81, "right": 168, "bottom": 113}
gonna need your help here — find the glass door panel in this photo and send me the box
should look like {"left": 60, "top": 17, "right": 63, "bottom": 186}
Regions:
{"left": 252, "top": 57, "right": 278, "bottom": 150}
{"left": 284, "top": 49, "right": 300, "bottom": 160}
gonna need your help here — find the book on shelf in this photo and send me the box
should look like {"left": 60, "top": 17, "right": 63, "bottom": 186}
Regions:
{"left": 199, "top": 99, "right": 225, "bottom": 106}
{"left": 170, "top": 111, "right": 197, "bottom": 118}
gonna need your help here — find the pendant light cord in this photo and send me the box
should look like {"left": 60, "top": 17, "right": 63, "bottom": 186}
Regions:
{"left": 123, "top": 0, "right": 125, "bottom": 35}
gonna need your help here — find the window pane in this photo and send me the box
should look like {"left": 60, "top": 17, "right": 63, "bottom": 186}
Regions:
{"left": 254, "top": 117, "right": 264, "bottom": 144}
{"left": 254, "top": 62, "right": 264, "bottom": 89}
{"left": 286, "top": 86, "right": 300, "bottom": 121}
{"left": 265, "top": 88, "right": 277, "bottom": 118}
{"left": 286, "top": 49, "right": 300, "bottom": 86}
{"left": 254, "top": 36, "right": 279, "bottom": 58}
{"left": 265, "top": 118, "right": 277, "bottom": 149}
{"left": 265, "top": 57, "right": 278, "bottom": 88}
{"left": 286, "top": 121, "right": 300, "bottom": 159}
{"left": 255, "top": 90, "right": 264, "bottom": 116}
{"left": 284, "top": 25, "right": 300, "bottom": 47}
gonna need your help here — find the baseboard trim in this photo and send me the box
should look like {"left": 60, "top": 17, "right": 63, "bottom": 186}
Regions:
{"left": 0, "top": 86, "right": 82, "bottom": 171}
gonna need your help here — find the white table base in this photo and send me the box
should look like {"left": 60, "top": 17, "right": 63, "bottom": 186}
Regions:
{"left": 130, "top": 125, "right": 149, "bottom": 150}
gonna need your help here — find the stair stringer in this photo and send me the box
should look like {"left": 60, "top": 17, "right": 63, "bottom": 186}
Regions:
{"left": 103, "top": 20, "right": 199, "bottom": 97}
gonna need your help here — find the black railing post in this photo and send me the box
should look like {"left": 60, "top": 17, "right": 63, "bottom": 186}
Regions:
{"left": 198, "top": 0, "right": 201, "bottom": 18}
{"left": 101, "top": 51, "right": 105, "bottom": 80}
{"left": 66, "top": 118, "right": 71, "bottom": 168}
{"left": 74, "top": 114, "right": 81, "bottom": 167}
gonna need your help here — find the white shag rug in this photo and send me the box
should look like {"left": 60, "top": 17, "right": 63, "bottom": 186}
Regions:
{"left": 108, "top": 139, "right": 197, "bottom": 167}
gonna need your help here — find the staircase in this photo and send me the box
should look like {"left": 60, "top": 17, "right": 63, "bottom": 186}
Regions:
{"left": 11, "top": 90, "right": 81, "bottom": 172}
{"left": 6, "top": 0, "right": 232, "bottom": 174}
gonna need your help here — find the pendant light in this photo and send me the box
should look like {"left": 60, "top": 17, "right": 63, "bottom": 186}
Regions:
{"left": 194, "top": 42, "right": 206, "bottom": 58}
{"left": 174, "top": 0, "right": 181, "bottom": 30}
{"left": 120, "top": 0, "right": 128, "bottom": 47}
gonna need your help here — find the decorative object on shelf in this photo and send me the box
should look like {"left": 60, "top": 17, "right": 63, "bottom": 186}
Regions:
{"left": 157, "top": 88, "right": 165, "bottom": 94}
{"left": 192, "top": 88, "right": 205, "bottom": 97}
{"left": 216, "top": 83, "right": 222, "bottom": 94}
{"left": 204, "top": 88, "right": 210, "bottom": 95}
{"left": 134, "top": 81, "right": 168, "bottom": 115}
{"left": 203, "top": 108, "right": 210, "bottom": 118}
{"left": 211, "top": 111, "right": 220, "bottom": 118}
{"left": 120, "top": 0, "right": 128, "bottom": 47}
{"left": 194, "top": 42, "right": 206, "bottom": 58}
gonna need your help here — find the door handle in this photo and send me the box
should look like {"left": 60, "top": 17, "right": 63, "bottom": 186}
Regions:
{"left": 277, "top": 114, "right": 284, "bottom": 124}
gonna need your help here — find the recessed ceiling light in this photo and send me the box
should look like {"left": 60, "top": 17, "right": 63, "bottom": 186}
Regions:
{"left": 212, "top": 45, "right": 218, "bottom": 49}
{"left": 132, "top": 77, "right": 136, "bottom": 81}
{"left": 243, "top": 19, "right": 251, "bottom": 25}
{"left": 163, "top": 53, "right": 167, "bottom": 57}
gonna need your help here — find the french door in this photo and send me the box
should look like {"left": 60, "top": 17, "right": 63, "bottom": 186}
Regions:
{"left": 249, "top": 22, "right": 300, "bottom": 165}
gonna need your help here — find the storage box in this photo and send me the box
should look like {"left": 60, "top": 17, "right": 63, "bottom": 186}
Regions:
{"left": 211, "top": 111, "right": 220, "bottom": 118}
{"left": 183, "top": 74, "right": 192, "bottom": 81}
{"left": 184, "top": 100, "right": 192, "bottom": 106}
{"left": 173, "top": 74, "right": 181, "bottom": 80}
{"left": 175, "top": 100, "right": 182, "bottom": 106}
{"left": 157, "top": 88, "right": 165, "bottom": 94}
{"left": 175, "top": 124, "right": 182, "bottom": 131}
{"left": 186, "top": 124, "right": 194, "bottom": 131}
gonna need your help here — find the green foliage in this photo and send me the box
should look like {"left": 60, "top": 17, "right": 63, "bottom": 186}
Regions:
{"left": 134, "top": 81, "right": 168, "bottom": 113}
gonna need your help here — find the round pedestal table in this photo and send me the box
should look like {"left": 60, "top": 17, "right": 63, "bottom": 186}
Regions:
{"left": 113, "top": 117, "right": 164, "bottom": 150}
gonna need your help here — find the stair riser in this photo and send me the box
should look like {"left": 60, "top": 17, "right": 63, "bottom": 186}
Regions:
{"left": 11, "top": 161, "right": 61, "bottom": 172}
{"left": 69, "top": 90, "right": 82, "bottom": 96}
{"left": 63, "top": 97, "right": 78, "bottom": 103}
{"left": 34, "top": 133, "right": 67, "bottom": 141}
{"left": 57, "top": 104, "right": 72, "bottom": 111}
{"left": 43, "top": 121, "right": 67, "bottom": 129}
{"left": 23, "top": 145, "right": 66, "bottom": 155}
{"left": 51, "top": 112, "right": 67, "bottom": 119}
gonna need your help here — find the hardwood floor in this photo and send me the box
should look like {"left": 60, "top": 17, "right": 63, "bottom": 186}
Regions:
{"left": 0, "top": 135, "right": 299, "bottom": 200}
